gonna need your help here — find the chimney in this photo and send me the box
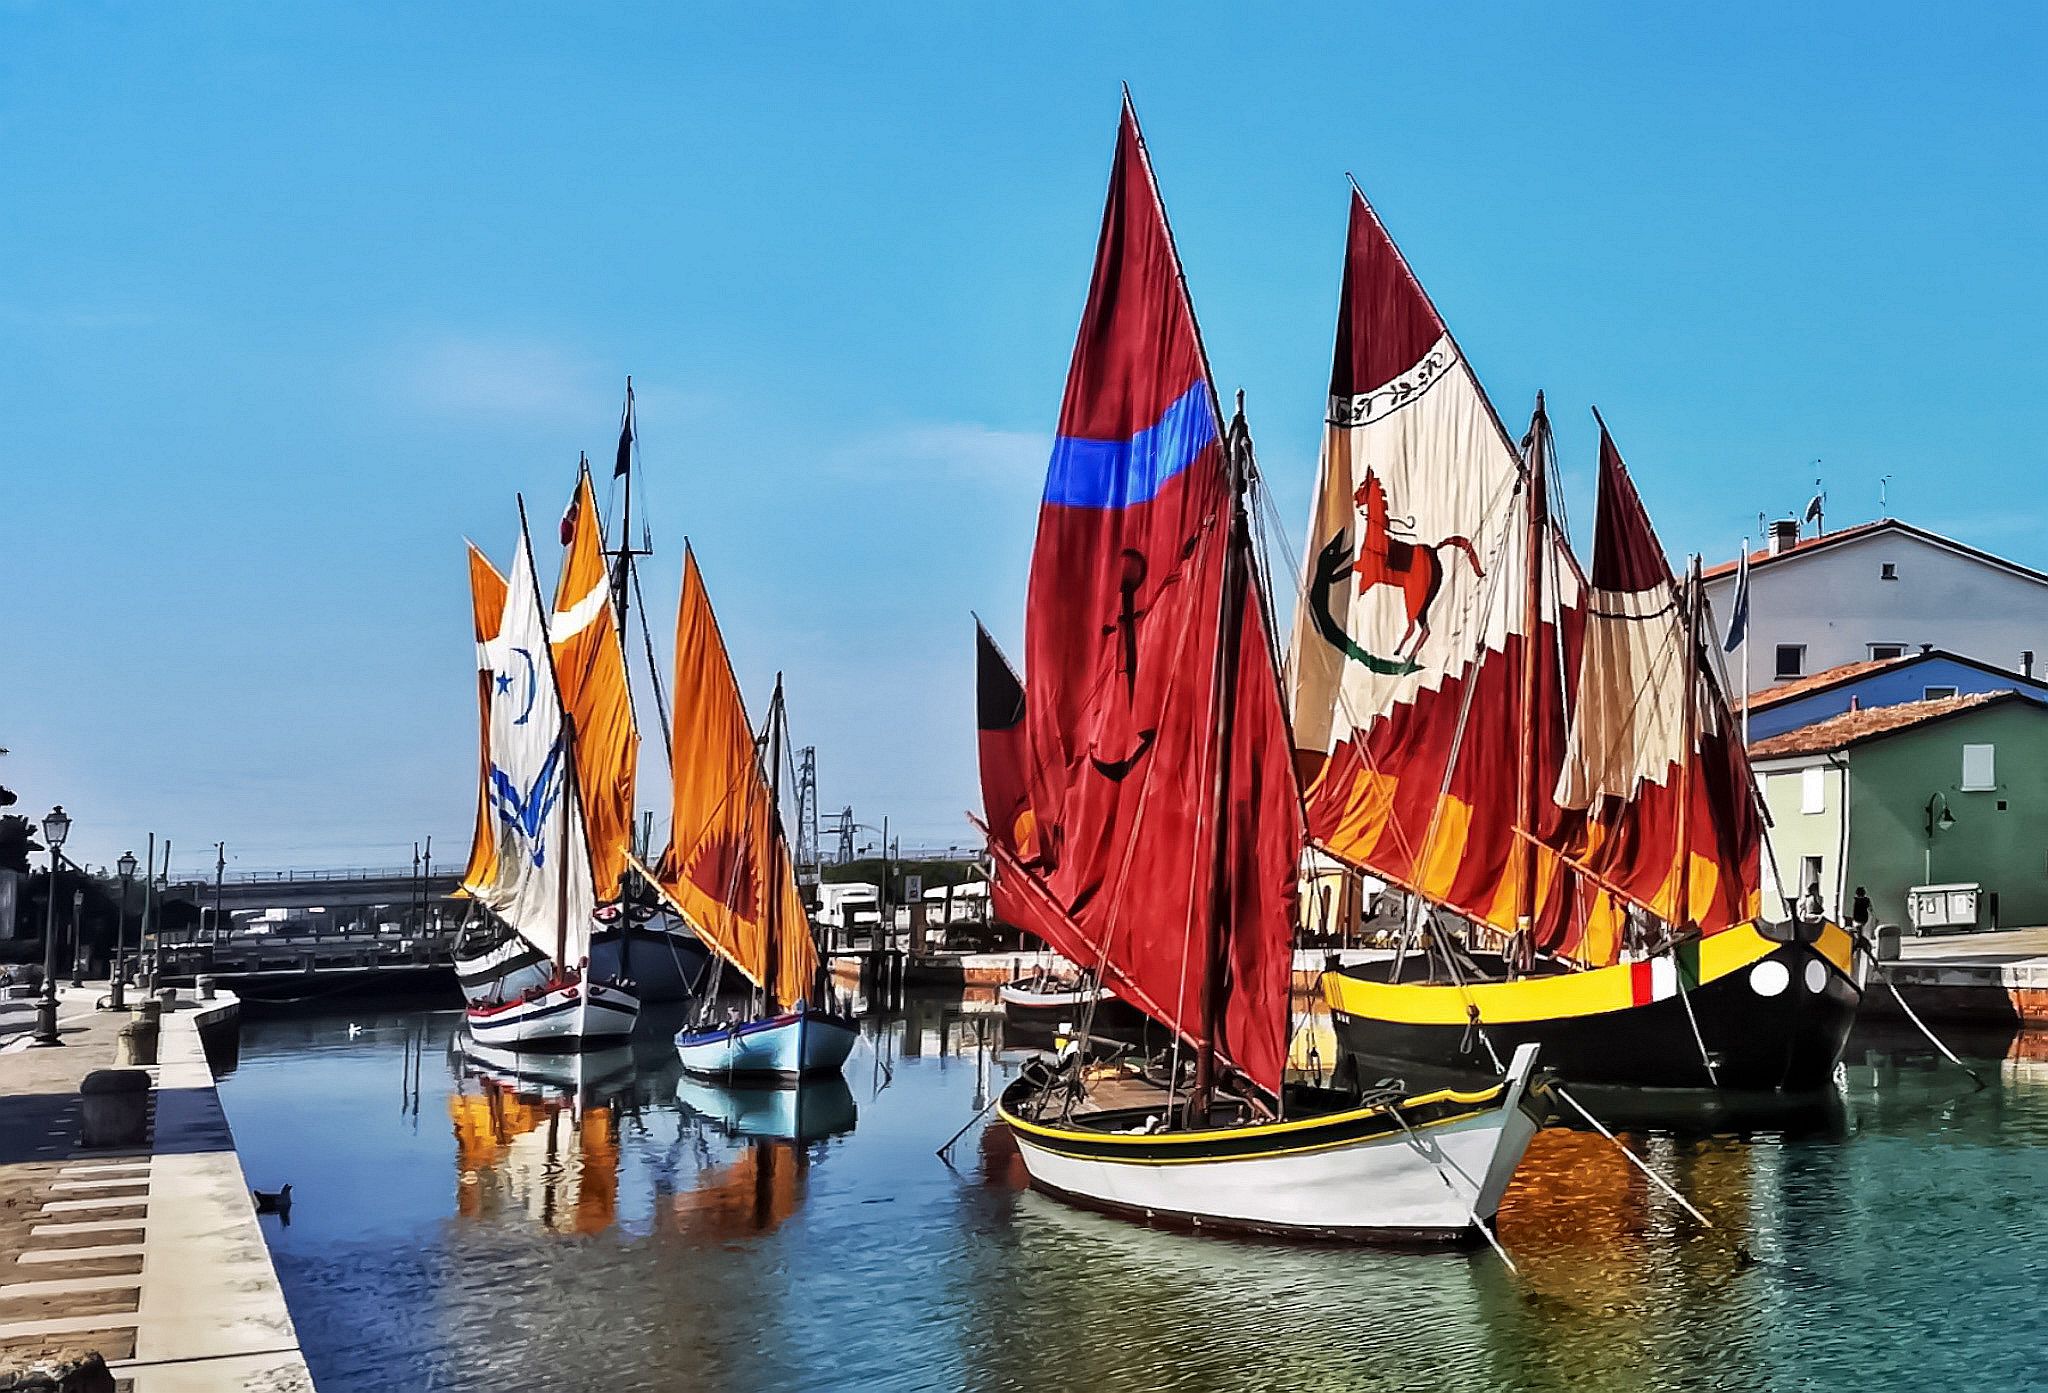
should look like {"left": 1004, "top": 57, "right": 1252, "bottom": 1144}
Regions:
{"left": 2025, "top": 650, "right": 2036, "bottom": 679}
{"left": 1768, "top": 517, "right": 1800, "bottom": 555}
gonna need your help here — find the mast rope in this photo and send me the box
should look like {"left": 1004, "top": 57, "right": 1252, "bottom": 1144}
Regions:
{"left": 1552, "top": 1085, "right": 1721, "bottom": 1233}
{"left": 1851, "top": 932, "right": 1985, "bottom": 1090}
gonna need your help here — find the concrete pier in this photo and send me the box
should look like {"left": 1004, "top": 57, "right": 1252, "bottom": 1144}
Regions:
{"left": 1870, "top": 925, "right": 2048, "bottom": 1027}
{"left": 0, "top": 985, "right": 313, "bottom": 1391}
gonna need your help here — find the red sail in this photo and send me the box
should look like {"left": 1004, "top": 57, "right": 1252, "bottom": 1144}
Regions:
{"left": 1288, "top": 190, "right": 1585, "bottom": 947}
{"left": 1005, "top": 99, "right": 1303, "bottom": 1096}
{"left": 1556, "top": 426, "right": 1762, "bottom": 959}
{"left": 974, "top": 620, "right": 1038, "bottom": 933}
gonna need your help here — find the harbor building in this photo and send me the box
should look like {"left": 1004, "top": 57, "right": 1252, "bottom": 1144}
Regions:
{"left": 1745, "top": 649, "right": 2048, "bottom": 741}
{"left": 1750, "top": 691, "right": 2048, "bottom": 930}
{"left": 1701, "top": 518, "right": 2048, "bottom": 681}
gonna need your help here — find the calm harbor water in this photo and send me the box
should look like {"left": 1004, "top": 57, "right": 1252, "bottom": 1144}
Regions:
{"left": 214, "top": 999, "right": 2048, "bottom": 1393}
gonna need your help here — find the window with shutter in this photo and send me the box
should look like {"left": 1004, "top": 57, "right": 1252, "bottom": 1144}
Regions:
{"left": 1962, "top": 744, "right": 1995, "bottom": 791}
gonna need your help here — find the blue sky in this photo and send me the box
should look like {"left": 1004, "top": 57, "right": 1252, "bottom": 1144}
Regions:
{"left": 5, "top": 3, "right": 2046, "bottom": 873}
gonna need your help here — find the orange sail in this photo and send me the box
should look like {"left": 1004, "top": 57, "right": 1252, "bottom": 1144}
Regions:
{"left": 550, "top": 467, "right": 639, "bottom": 901}
{"left": 653, "top": 547, "right": 816, "bottom": 1009}
{"left": 459, "top": 543, "right": 509, "bottom": 897}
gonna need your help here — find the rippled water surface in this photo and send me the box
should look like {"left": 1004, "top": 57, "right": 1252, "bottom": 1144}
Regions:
{"left": 215, "top": 1001, "right": 2048, "bottom": 1392}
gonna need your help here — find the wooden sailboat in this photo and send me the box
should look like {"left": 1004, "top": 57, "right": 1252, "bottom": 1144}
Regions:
{"left": 1290, "top": 186, "right": 1861, "bottom": 1109}
{"left": 459, "top": 500, "right": 641, "bottom": 1050}
{"left": 455, "top": 389, "right": 711, "bottom": 1005}
{"left": 649, "top": 548, "right": 856, "bottom": 1083}
{"left": 982, "top": 98, "right": 1546, "bottom": 1244}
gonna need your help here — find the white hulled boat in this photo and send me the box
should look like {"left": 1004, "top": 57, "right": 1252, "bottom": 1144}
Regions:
{"left": 975, "top": 97, "right": 1547, "bottom": 1244}
{"left": 454, "top": 388, "right": 711, "bottom": 1006}
{"left": 457, "top": 495, "right": 639, "bottom": 1050}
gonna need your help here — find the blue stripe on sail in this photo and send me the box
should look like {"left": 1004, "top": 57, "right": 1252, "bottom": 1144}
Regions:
{"left": 1042, "top": 380, "right": 1217, "bottom": 509}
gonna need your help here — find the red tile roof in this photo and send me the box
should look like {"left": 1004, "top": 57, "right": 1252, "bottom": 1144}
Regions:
{"left": 1745, "top": 649, "right": 2048, "bottom": 711}
{"left": 1748, "top": 691, "right": 2017, "bottom": 759}
{"left": 1702, "top": 517, "right": 2048, "bottom": 586}
{"left": 1748, "top": 655, "right": 1904, "bottom": 710}
{"left": 1701, "top": 519, "right": 1891, "bottom": 580}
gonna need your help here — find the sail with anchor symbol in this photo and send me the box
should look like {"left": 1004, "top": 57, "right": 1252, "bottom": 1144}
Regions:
{"left": 994, "top": 96, "right": 1303, "bottom": 1094}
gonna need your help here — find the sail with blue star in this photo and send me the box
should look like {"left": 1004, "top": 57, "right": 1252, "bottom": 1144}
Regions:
{"left": 472, "top": 508, "right": 599, "bottom": 969}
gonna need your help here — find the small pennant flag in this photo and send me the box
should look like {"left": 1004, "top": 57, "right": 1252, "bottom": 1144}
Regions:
{"left": 614, "top": 379, "right": 635, "bottom": 479}
{"left": 559, "top": 477, "right": 580, "bottom": 545}
{"left": 1723, "top": 549, "right": 1750, "bottom": 652}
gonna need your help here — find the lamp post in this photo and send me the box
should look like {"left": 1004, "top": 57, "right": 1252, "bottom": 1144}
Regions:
{"left": 1922, "top": 792, "right": 1957, "bottom": 884}
{"left": 30, "top": 806, "right": 72, "bottom": 1048}
{"left": 69, "top": 888, "right": 85, "bottom": 988}
{"left": 113, "top": 850, "right": 138, "bottom": 1010}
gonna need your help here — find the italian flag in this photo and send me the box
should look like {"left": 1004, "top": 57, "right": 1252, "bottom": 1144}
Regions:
{"left": 1630, "top": 940, "right": 1702, "bottom": 1007}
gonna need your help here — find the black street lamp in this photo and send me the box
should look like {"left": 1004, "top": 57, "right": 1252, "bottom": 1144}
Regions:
{"left": 112, "top": 850, "right": 137, "bottom": 1011}
{"left": 30, "top": 806, "right": 72, "bottom": 1048}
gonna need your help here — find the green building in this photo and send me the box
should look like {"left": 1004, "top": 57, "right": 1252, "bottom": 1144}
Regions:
{"left": 1750, "top": 691, "right": 2048, "bottom": 930}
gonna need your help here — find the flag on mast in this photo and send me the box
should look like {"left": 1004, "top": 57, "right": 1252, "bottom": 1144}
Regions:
{"left": 1723, "top": 549, "right": 1751, "bottom": 653}
{"left": 615, "top": 379, "right": 635, "bottom": 479}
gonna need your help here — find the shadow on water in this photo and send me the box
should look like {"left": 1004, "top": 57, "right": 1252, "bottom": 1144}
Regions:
{"left": 214, "top": 998, "right": 2048, "bottom": 1393}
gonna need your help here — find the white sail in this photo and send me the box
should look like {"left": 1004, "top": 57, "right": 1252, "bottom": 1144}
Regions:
{"left": 476, "top": 512, "right": 598, "bottom": 969}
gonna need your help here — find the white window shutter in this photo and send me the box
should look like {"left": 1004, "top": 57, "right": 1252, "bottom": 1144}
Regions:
{"left": 1962, "top": 744, "right": 1996, "bottom": 791}
{"left": 1801, "top": 767, "right": 1826, "bottom": 814}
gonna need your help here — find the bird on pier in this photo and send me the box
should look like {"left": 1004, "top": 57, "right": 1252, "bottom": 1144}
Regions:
{"left": 252, "top": 1183, "right": 292, "bottom": 1215}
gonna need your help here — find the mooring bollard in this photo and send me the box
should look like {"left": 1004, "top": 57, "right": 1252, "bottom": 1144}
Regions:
{"left": 80, "top": 1068, "right": 151, "bottom": 1148}
{"left": 1875, "top": 923, "right": 1902, "bottom": 962}
{"left": 132, "top": 998, "right": 162, "bottom": 1027}
{"left": 115, "top": 1018, "right": 160, "bottom": 1067}
{"left": 156, "top": 987, "right": 179, "bottom": 1011}
{"left": 196, "top": 974, "right": 217, "bottom": 1002}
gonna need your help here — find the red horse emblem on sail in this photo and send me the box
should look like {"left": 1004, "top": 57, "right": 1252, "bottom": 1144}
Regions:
{"left": 1351, "top": 470, "right": 1483, "bottom": 659}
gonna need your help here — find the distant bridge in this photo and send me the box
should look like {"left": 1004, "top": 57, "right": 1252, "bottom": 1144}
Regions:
{"left": 164, "top": 866, "right": 466, "bottom": 916}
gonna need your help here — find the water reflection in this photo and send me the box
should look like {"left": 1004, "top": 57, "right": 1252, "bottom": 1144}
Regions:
{"left": 448, "top": 1038, "right": 635, "bottom": 1235}
{"left": 214, "top": 1007, "right": 2048, "bottom": 1393}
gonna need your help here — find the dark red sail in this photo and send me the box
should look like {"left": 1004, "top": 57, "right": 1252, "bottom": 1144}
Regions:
{"left": 1002, "top": 98, "right": 1304, "bottom": 1096}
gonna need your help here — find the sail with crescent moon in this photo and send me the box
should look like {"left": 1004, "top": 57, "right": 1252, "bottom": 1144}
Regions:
{"left": 471, "top": 511, "right": 599, "bottom": 968}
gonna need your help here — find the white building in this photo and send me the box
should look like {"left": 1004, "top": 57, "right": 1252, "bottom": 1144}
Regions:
{"left": 1701, "top": 518, "right": 2048, "bottom": 686}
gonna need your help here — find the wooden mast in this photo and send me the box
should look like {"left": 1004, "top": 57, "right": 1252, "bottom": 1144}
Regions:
{"left": 1510, "top": 394, "right": 1551, "bottom": 963}
{"left": 764, "top": 672, "right": 786, "bottom": 1012}
{"left": 1189, "top": 396, "right": 1253, "bottom": 1123}
{"left": 1673, "top": 555, "right": 1704, "bottom": 930}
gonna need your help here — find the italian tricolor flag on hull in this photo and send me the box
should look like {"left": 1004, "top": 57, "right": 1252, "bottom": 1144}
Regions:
{"left": 1629, "top": 940, "right": 1702, "bottom": 1007}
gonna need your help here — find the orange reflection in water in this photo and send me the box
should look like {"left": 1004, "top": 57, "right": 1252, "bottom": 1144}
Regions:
{"left": 660, "top": 1141, "right": 807, "bottom": 1241}
{"left": 448, "top": 1084, "right": 619, "bottom": 1235}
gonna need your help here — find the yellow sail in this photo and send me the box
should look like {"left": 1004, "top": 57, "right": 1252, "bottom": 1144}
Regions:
{"left": 549, "top": 467, "right": 639, "bottom": 901}
{"left": 459, "top": 543, "right": 508, "bottom": 897}
{"left": 653, "top": 546, "right": 816, "bottom": 1010}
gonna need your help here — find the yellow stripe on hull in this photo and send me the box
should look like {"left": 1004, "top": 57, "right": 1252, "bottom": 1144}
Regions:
{"left": 1322, "top": 921, "right": 1857, "bottom": 1028}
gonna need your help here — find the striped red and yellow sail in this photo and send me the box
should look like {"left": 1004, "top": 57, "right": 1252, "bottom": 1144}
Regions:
{"left": 654, "top": 547, "right": 815, "bottom": 1011}
{"left": 550, "top": 467, "right": 638, "bottom": 902}
{"left": 1555, "top": 426, "right": 1762, "bottom": 962}
{"left": 1287, "top": 189, "right": 1584, "bottom": 947}
{"left": 459, "top": 543, "right": 508, "bottom": 897}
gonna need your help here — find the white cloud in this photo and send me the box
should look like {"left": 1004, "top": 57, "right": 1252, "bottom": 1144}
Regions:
{"left": 826, "top": 421, "right": 1049, "bottom": 481}
{"left": 393, "top": 333, "right": 612, "bottom": 426}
